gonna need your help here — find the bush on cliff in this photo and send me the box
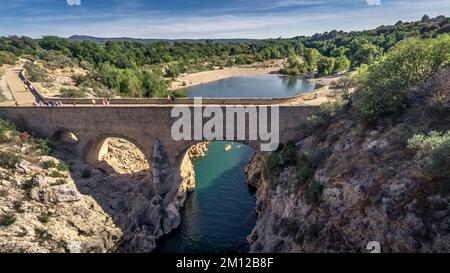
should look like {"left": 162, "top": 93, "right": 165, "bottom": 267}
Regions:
{"left": 58, "top": 88, "right": 87, "bottom": 98}
{"left": 0, "top": 151, "right": 21, "bottom": 169}
{"left": 279, "top": 142, "right": 297, "bottom": 166}
{"left": 263, "top": 142, "right": 300, "bottom": 182}
{"left": 408, "top": 131, "right": 450, "bottom": 181}
{"left": 24, "top": 61, "right": 48, "bottom": 82}
{"left": 36, "top": 138, "right": 51, "bottom": 155}
{"left": 296, "top": 153, "right": 315, "bottom": 185}
{"left": 354, "top": 35, "right": 450, "bottom": 122}
{"left": 0, "top": 213, "right": 16, "bottom": 226}
{"left": 305, "top": 179, "right": 323, "bottom": 205}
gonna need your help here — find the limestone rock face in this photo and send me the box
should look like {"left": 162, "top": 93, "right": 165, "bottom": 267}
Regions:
{"left": 179, "top": 142, "right": 209, "bottom": 193}
{"left": 245, "top": 152, "right": 263, "bottom": 188}
{"left": 100, "top": 138, "right": 150, "bottom": 174}
{"left": 151, "top": 140, "right": 208, "bottom": 237}
{"left": 247, "top": 115, "right": 450, "bottom": 253}
{"left": 0, "top": 157, "right": 123, "bottom": 253}
{"left": 30, "top": 184, "right": 82, "bottom": 203}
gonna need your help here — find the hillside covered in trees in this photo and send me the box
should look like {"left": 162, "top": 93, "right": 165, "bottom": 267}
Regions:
{"left": 0, "top": 15, "right": 449, "bottom": 99}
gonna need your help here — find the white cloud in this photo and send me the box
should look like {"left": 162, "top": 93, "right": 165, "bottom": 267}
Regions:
{"left": 367, "top": 0, "right": 382, "bottom": 5}
{"left": 66, "top": 0, "right": 81, "bottom": 6}
{"left": 2, "top": 0, "right": 449, "bottom": 39}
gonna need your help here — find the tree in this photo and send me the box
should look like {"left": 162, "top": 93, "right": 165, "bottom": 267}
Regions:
{"left": 317, "top": 57, "right": 335, "bottom": 76}
{"left": 142, "top": 71, "right": 168, "bottom": 97}
{"left": 305, "top": 48, "right": 321, "bottom": 68}
{"left": 354, "top": 35, "right": 450, "bottom": 121}
{"left": 351, "top": 43, "right": 384, "bottom": 66}
{"left": 333, "top": 56, "right": 350, "bottom": 73}
{"left": 329, "top": 78, "right": 356, "bottom": 99}
{"left": 0, "top": 51, "right": 16, "bottom": 65}
{"left": 39, "top": 36, "right": 68, "bottom": 51}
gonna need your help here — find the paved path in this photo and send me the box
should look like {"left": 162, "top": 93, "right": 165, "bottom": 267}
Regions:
{"left": 4, "top": 69, "right": 36, "bottom": 106}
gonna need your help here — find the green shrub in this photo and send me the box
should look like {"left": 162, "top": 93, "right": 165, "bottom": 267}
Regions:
{"left": 24, "top": 61, "right": 47, "bottom": 82}
{"left": 0, "top": 119, "right": 18, "bottom": 144}
{"left": 37, "top": 138, "right": 51, "bottom": 155}
{"left": 298, "top": 100, "right": 346, "bottom": 139}
{"left": 296, "top": 153, "right": 315, "bottom": 185}
{"left": 280, "top": 142, "right": 297, "bottom": 166}
{"left": 0, "top": 51, "right": 16, "bottom": 66}
{"left": 0, "top": 172, "right": 12, "bottom": 181}
{"left": 49, "top": 171, "right": 66, "bottom": 178}
{"left": 408, "top": 131, "right": 450, "bottom": 180}
{"left": 13, "top": 201, "right": 25, "bottom": 213}
{"left": 0, "top": 119, "right": 16, "bottom": 135}
{"left": 0, "top": 212, "right": 16, "bottom": 226}
{"left": 42, "top": 160, "right": 57, "bottom": 169}
{"left": 21, "top": 178, "right": 35, "bottom": 192}
{"left": 354, "top": 35, "right": 450, "bottom": 122}
{"left": 58, "top": 88, "right": 87, "bottom": 98}
{"left": 305, "top": 179, "right": 323, "bottom": 205}
{"left": 37, "top": 212, "right": 52, "bottom": 224}
{"left": 34, "top": 228, "right": 52, "bottom": 244}
{"left": 0, "top": 151, "right": 21, "bottom": 169}
{"left": 51, "top": 179, "right": 67, "bottom": 186}
{"left": 263, "top": 152, "right": 281, "bottom": 180}
{"left": 56, "top": 161, "right": 69, "bottom": 172}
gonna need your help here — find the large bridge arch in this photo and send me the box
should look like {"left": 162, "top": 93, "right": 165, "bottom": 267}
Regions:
{"left": 84, "top": 133, "right": 151, "bottom": 167}
{"left": 50, "top": 128, "right": 81, "bottom": 146}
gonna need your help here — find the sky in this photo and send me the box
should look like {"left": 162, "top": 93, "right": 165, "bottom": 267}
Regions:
{"left": 0, "top": 0, "right": 449, "bottom": 39}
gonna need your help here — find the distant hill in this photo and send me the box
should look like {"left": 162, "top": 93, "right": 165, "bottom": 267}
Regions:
{"left": 68, "top": 35, "right": 258, "bottom": 44}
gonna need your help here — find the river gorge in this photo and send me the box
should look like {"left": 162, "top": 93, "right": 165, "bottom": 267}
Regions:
{"left": 157, "top": 141, "right": 256, "bottom": 253}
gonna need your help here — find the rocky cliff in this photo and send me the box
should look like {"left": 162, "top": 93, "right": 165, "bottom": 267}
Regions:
{"left": 0, "top": 123, "right": 209, "bottom": 253}
{"left": 179, "top": 142, "right": 208, "bottom": 193}
{"left": 247, "top": 79, "right": 450, "bottom": 253}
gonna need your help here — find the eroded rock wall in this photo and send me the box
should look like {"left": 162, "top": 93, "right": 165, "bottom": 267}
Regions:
{"left": 247, "top": 116, "right": 450, "bottom": 253}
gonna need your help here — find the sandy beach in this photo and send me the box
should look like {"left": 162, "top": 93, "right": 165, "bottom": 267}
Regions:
{"left": 170, "top": 60, "right": 284, "bottom": 90}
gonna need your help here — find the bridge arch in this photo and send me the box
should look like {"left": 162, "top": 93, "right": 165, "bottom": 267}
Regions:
{"left": 51, "top": 128, "right": 80, "bottom": 146}
{"left": 84, "top": 134, "right": 151, "bottom": 172}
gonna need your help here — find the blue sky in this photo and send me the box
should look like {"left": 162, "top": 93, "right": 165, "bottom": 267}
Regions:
{"left": 0, "top": 0, "right": 449, "bottom": 39}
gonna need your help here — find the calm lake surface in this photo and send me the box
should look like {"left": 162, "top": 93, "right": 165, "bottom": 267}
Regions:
{"left": 187, "top": 74, "right": 317, "bottom": 98}
{"left": 156, "top": 142, "right": 256, "bottom": 253}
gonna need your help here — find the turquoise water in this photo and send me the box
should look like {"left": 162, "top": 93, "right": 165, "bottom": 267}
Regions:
{"left": 156, "top": 141, "right": 256, "bottom": 253}
{"left": 187, "top": 74, "right": 317, "bottom": 98}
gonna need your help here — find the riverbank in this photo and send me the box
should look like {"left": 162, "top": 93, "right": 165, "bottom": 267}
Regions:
{"left": 170, "top": 60, "right": 285, "bottom": 90}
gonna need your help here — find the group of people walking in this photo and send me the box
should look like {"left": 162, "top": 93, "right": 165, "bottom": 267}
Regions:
{"left": 32, "top": 99, "right": 63, "bottom": 107}
{"left": 29, "top": 98, "right": 113, "bottom": 107}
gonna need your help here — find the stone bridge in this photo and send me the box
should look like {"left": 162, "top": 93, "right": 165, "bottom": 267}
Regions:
{"left": 0, "top": 103, "right": 318, "bottom": 208}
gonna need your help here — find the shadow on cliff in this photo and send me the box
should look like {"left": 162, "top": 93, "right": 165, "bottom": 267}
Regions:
{"left": 51, "top": 149, "right": 160, "bottom": 252}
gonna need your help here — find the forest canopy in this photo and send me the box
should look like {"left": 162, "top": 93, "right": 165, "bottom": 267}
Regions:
{"left": 0, "top": 15, "right": 449, "bottom": 98}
